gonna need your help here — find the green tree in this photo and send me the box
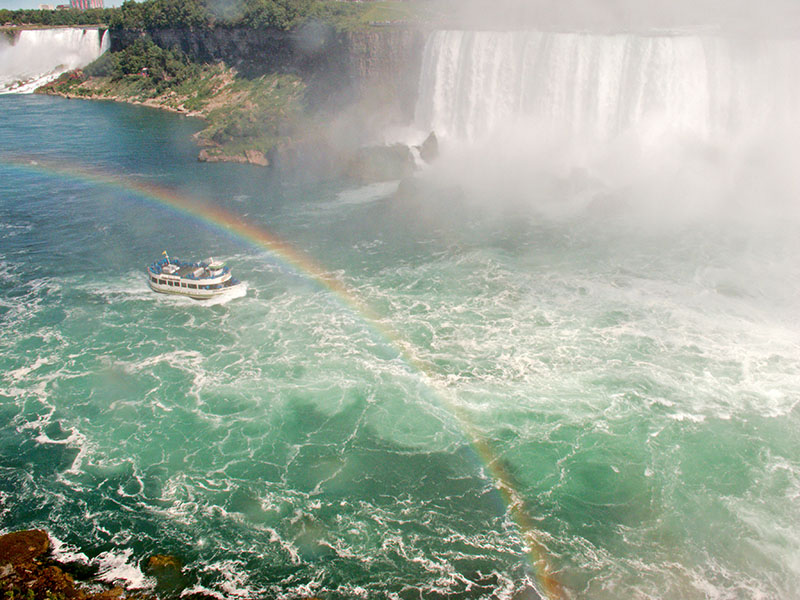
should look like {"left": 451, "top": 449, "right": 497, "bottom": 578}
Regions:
{"left": 239, "top": 0, "right": 313, "bottom": 30}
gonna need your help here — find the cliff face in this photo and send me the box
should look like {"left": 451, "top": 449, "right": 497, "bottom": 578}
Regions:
{"left": 342, "top": 28, "right": 425, "bottom": 121}
{"left": 110, "top": 25, "right": 426, "bottom": 122}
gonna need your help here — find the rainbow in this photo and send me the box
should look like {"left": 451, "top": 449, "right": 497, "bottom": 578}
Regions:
{"left": 1, "top": 156, "right": 565, "bottom": 599}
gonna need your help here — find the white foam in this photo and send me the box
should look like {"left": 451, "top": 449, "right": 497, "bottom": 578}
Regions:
{"left": 199, "top": 560, "right": 255, "bottom": 599}
{"left": 48, "top": 534, "right": 90, "bottom": 565}
{"left": 93, "top": 548, "right": 155, "bottom": 590}
{"left": 203, "top": 282, "right": 248, "bottom": 306}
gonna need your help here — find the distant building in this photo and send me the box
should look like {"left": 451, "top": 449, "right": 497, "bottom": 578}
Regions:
{"left": 70, "top": 0, "right": 104, "bottom": 8}
{"left": 39, "top": 4, "right": 55, "bottom": 9}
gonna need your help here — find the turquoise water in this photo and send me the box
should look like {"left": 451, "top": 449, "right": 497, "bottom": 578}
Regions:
{"left": 1, "top": 94, "right": 799, "bottom": 600}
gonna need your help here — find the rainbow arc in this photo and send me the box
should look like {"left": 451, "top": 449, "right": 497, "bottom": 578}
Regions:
{"left": 2, "top": 155, "right": 565, "bottom": 600}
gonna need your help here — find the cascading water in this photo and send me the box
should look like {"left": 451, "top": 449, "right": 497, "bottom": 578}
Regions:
{"left": 405, "top": 29, "right": 800, "bottom": 599}
{"left": 415, "top": 30, "right": 800, "bottom": 142}
{"left": 412, "top": 29, "right": 800, "bottom": 228}
{"left": 0, "top": 28, "right": 109, "bottom": 94}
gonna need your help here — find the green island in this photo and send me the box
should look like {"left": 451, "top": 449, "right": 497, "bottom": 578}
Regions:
{"left": 3, "top": 0, "right": 438, "bottom": 168}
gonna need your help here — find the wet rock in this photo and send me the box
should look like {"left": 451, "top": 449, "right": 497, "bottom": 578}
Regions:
{"left": 94, "top": 586, "right": 124, "bottom": 599}
{"left": 417, "top": 131, "right": 439, "bottom": 164}
{"left": 145, "top": 554, "right": 187, "bottom": 594}
{"left": 0, "top": 530, "right": 49, "bottom": 565}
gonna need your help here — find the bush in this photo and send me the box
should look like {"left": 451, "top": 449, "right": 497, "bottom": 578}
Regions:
{"left": 2, "top": 7, "right": 116, "bottom": 26}
{"left": 109, "top": 0, "right": 211, "bottom": 30}
{"left": 238, "top": 0, "right": 313, "bottom": 30}
{"left": 83, "top": 51, "right": 114, "bottom": 77}
{"left": 108, "top": 36, "right": 198, "bottom": 84}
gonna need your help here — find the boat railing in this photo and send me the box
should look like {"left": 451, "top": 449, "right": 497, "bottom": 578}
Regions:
{"left": 148, "top": 258, "right": 230, "bottom": 280}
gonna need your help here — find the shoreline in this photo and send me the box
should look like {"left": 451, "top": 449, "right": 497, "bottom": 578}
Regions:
{"left": 35, "top": 68, "right": 281, "bottom": 167}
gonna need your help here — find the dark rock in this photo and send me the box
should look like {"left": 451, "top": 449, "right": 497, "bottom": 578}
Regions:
{"left": 417, "top": 131, "right": 439, "bottom": 163}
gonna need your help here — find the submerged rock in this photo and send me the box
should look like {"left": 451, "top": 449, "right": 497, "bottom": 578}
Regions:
{"left": 146, "top": 554, "right": 187, "bottom": 595}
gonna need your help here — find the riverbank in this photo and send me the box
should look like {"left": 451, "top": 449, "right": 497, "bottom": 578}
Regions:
{"left": 36, "top": 63, "right": 307, "bottom": 167}
{"left": 31, "top": 18, "right": 425, "bottom": 170}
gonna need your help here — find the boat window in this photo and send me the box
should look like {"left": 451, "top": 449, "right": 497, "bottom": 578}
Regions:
{"left": 158, "top": 279, "right": 166, "bottom": 285}
{"left": 188, "top": 284, "right": 197, "bottom": 289}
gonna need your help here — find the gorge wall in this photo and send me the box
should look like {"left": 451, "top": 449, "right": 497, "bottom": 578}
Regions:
{"left": 110, "top": 25, "right": 427, "bottom": 123}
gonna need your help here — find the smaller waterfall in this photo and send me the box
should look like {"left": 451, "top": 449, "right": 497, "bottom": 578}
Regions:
{"left": 0, "top": 28, "right": 109, "bottom": 94}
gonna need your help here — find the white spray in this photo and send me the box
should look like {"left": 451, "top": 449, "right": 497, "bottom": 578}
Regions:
{"left": 412, "top": 30, "right": 800, "bottom": 229}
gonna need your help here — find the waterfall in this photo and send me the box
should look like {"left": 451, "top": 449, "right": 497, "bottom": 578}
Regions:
{"left": 0, "top": 28, "right": 109, "bottom": 95}
{"left": 415, "top": 30, "right": 800, "bottom": 143}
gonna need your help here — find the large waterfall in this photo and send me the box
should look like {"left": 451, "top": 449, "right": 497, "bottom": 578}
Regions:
{"left": 0, "top": 28, "right": 109, "bottom": 94}
{"left": 415, "top": 30, "right": 800, "bottom": 142}
{"left": 411, "top": 29, "right": 800, "bottom": 228}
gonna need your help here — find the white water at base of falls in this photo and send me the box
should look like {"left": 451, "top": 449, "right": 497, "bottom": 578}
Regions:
{"left": 0, "top": 28, "right": 109, "bottom": 94}
{"left": 410, "top": 29, "right": 800, "bottom": 232}
{"left": 414, "top": 30, "right": 800, "bottom": 143}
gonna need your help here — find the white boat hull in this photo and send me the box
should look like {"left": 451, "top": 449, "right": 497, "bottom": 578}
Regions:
{"left": 147, "top": 278, "right": 245, "bottom": 299}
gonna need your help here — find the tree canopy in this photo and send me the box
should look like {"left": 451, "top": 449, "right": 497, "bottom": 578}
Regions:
{"left": 2, "top": 0, "right": 373, "bottom": 32}
{"left": 1, "top": 7, "right": 114, "bottom": 26}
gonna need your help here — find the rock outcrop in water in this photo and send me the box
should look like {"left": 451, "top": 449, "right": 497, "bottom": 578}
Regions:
{"left": 0, "top": 530, "right": 323, "bottom": 600}
{"left": 0, "top": 529, "right": 112, "bottom": 600}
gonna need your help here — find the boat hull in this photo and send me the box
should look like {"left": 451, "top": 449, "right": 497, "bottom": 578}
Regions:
{"left": 147, "top": 256, "right": 245, "bottom": 300}
{"left": 147, "top": 277, "right": 245, "bottom": 299}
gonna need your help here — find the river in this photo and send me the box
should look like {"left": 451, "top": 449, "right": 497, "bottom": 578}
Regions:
{"left": 1, "top": 34, "right": 799, "bottom": 599}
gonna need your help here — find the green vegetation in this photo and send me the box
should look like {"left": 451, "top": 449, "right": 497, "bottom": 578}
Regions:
{"left": 104, "top": 0, "right": 382, "bottom": 30}
{"left": 237, "top": 0, "right": 314, "bottom": 30}
{"left": 2, "top": 0, "right": 426, "bottom": 32}
{"left": 200, "top": 72, "right": 306, "bottom": 154}
{"left": 16, "top": 0, "right": 428, "bottom": 165}
{"left": 99, "top": 36, "right": 199, "bottom": 88}
{"left": 107, "top": 0, "right": 211, "bottom": 30}
{"left": 40, "top": 36, "right": 307, "bottom": 163}
{"left": 0, "top": 7, "right": 114, "bottom": 27}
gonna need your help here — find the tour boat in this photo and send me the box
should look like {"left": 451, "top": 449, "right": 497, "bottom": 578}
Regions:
{"left": 147, "top": 253, "right": 244, "bottom": 299}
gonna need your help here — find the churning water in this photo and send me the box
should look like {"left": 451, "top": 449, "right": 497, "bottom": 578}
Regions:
{"left": 1, "top": 28, "right": 800, "bottom": 600}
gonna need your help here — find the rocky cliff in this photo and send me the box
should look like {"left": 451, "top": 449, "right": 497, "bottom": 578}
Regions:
{"left": 110, "top": 24, "right": 426, "bottom": 123}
